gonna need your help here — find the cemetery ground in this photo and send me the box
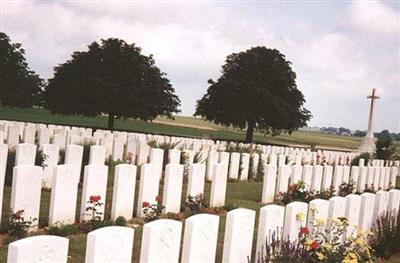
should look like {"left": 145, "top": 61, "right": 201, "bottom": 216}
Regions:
{"left": 2, "top": 106, "right": 396, "bottom": 152}
{"left": 0, "top": 164, "right": 399, "bottom": 263}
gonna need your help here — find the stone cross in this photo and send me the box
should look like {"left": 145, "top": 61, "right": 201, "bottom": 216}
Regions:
{"left": 359, "top": 88, "right": 380, "bottom": 153}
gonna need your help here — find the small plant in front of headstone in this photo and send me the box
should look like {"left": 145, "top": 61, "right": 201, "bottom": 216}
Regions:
{"left": 256, "top": 229, "right": 309, "bottom": 263}
{"left": 34, "top": 149, "right": 48, "bottom": 168}
{"left": 114, "top": 216, "right": 127, "bottom": 226}
{"left": 338, "top": 180, "right": 356, "bottom": 196}
{"left": 86, "top": 195, "right": 103, "bottom": 221}
{"left": 6, "top": 210, "right": 37, "bottom": 243}
{"left": 48, "top": 223, "right": 79, "bottom": 237}
{"left": 370, "top": 211, "right": 400, "bottom": 259}
{"left": 275, "top": 181, "right": 316, "bottom": 205}
{"left": 295, "top": 211, "right": 375, "bottom": 263}
{"left": 126, "top": 152, "right": 134, "bottom": 164}
{"left": 185, "top": 193, "right": 206, "bottom": 215}
{"left": 142, "top": 196, "right": 164, "bottom": 222}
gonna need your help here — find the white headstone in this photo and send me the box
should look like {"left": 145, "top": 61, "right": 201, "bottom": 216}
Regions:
{"left": 206, "top": 151, "right": 218, "bottom": 181}
{"left": 89, "top": 145, "right": 106, "bottom": 165}
{"left": 149, "top": 148, "right": 164, "bottom": 179}
{"left": 139, "top": 219, "right": 182, "bottom": 263}
{"left": 228, "top": 152, "right": 240, "bottom": 179}
{"left": 283, "top": 201, "right": 308, "bottom": 241}
{"left": 321, "top": 165, "right": 333, "bottom": 191}
{"left": 137, "top": 164, "right": 159, "bottom": 217}
{"left": 307, "top": 199, "right": 329, "bottom": 230}
{"left": 187, "top": 163, "right": 206, "bottom": 197}
{"left": 359, "top": 193, "right": 375, "bottom": 232}
{"left": 256, "top": 205, "right": 285, "bottom": 256}
{"left": 38, "top": 127, "right": 50, "bottom": 146}
{"left": 11, "top": 165, "right": 43, "bottom": 231}
{"left": 85, "top": 226, "right": 134, "bottom": 263}
{"left": 111, "top": 164, "right": 137, "bottom": 221}
{"left": 0, "top": 144, "right": 8, "bottom": 224}
{"left": 332, "top": 166, "right": 344, "bottom": 195}
{"left": 65, "top": 144, "right": 83, "bottom": 173}
{"left": 49, "top": 164, "right": 80, "bottom": 225}
{"left": 261, "top": 165, "right": 278, "bottom": 203}
{"left": 328, "top": 196, "right": 346, "bottom": 220}
{"left": 357, "top": 166, "right": 368, "bottom": 193}
{"left": 168, "top": 149, "right": 181, "bottom": 164}
{"left": 290, "top": 165, "right": 302, "bottom": 185}
{"left": 345, "top": 194, "right": 361, "bottom": 236}
{"left": 373, "top": 190, "right": 389, "bottom": 222}
{"left": 7, "top": 125, "right": 20, "bottom": 149}
{"left": 41, "top": 144, "right": 59, "bottom": 188}
{"left": 22, "top": 125, "right": 35, "bottom": 144}
{"left": 275, "top": 165, "right": 290, "bottom": 195}
{"left": 388, "top": 189, "right": 400, "bottom": 216}
{"left": 209, "top": 163, "right": 227, "bottom": 207}
{"left": 80, "top": 164, "right": 108, "bottom": 222}
{"left": 15, "top": 143, "right": 36, "bottom": 166}
{"left": 7, "top": 235, "right": 69, "bottom": 263}
{"left": 222, "top": 208, "right": 255, "bottom": 263}
{"left": 239, "top": 153, "right": 250, "bottom": 180}
{"left": 302, "top": 165, "right": 313, "bottom": 187}
{"left": 311, "top": 165, "right": 323, "bottom": 192}
{"left": 111, "top": 137, "right": 125, "bottom": 162}
{"left": 162, "top": 164, "right": 184, "bottom": 214}
{"left": 181, "top": 214, "right": 219, "bottom": 263}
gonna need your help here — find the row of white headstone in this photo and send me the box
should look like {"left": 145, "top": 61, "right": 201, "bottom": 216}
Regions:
{"left": 2, "top": 158, "right": 224, "bottom": 228}
{"left": 1, "top": 120, "right": 370, "bottom": 167}
{"left": 7, "top": 189, "right": 400, "bottom": 263}
{"left": 2, "top": 141, "right": 397, "bottom": 195}
{"left": 261, "top": 163, "right": 399, "bottom": 203}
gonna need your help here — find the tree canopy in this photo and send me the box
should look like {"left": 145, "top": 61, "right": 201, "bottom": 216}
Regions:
{"left": 44, "top": 38, "right": 180, "bottom": 129}
{"left": 0, "top": 32, "right": 43, "bottom": 107}
{"left": 195, "top": 46, "right": 311, "bottom": 142}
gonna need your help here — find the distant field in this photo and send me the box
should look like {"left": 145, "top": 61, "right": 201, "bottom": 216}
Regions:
{"left": 0, "top": 106, "right": 397, "bottom": 151}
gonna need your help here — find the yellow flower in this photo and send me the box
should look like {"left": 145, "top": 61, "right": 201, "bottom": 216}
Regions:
{"left": 355, "top": 238, "right": 364, "bottom": 246}
{"left": 316, "top": 252, "right": 326, "bottom": 260}
{"left": 343, "top": 253, "right": 358, "bottom": 263}
{"left": 322, "top": 242, "right": 332, "bottom": 251}
{"left": 296, "top": 212, "right": 305, "bottom": 222}
{"left": 316, "top": 218, "right": 325, "bottom": 226}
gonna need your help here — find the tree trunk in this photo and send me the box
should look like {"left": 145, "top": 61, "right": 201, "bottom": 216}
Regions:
{"left": 245, "top": 121, "right": 254, "bottom": 143}
{"left": 108, "top": 113, "right": 115, "bottom": 130}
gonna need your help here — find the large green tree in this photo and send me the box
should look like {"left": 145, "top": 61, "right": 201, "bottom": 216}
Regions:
{"left": 44, "top": 38, "right": 180, "bottom": 129}
{"left": 195, "top": 46, "right": 311, "bottom": 142}
{"left": 0, "top": 32, "right": 43, "bottom": 107}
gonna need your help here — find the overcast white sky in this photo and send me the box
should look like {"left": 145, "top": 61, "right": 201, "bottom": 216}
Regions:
{"left": 1, "top": 0, "right": 399, "bottom": 132}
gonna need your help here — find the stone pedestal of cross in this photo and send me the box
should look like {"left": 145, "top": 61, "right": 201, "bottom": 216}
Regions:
{"left": 358, "top": 88, "right": 379, "bottom": 153}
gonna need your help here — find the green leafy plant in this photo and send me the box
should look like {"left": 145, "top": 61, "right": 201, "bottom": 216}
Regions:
{"left": 371, "top": 211, "right": 400, "bottom": 259}
{"left": 351, "top": 153, "right": 371, "bottom": 166}
{"left": 6, "top": 210, "right": 37, "bottom": 243}
{"left": 48, "top": 224, "right": 78, "bottom": 237}
{"left": 142, "top": 196, "right": 164, "bottom": 222}
{"left": 35, "top": 149, "right": 48, "bottom": 167}
{"left": 338, "top": 180, "right": 356, "bottom": 196}
{"left": 114, "top": 216, "right": 127, "bottom": 226}
{"left": 185, "top": 193, "right": 207, "bottom": 215}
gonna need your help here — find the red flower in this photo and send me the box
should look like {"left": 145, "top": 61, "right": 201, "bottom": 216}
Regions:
{"left": 90, "top": 195, "right": 101, "bottom": 203}
{"left": 289, "top": 185, "right": 296, "bottom": 192}
{"left": 14, "top": 211, "right": 22, "bottom": 220}
{"left": 155, "top": 196, "right": 161, "bottom": 202}
{"left": 299, "top": 227, "right": 309, "bottom": 235}
{"left": 310, "top": 240, "right": 319, "bottom": 250}
{"left": 142, "top": 201, "right": 150, "bottom": 207}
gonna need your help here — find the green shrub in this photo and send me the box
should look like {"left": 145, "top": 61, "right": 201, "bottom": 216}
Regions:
{"left": 223, "top": 203, "right": 238, "bottom": 211}
{"left": 371, "top": 211, "right": 400, "bottom": 259}
{"left": 114, "top": 216, "right": 127, "bottom": 226}
{"left": 351, "top": 152, "right": 371, "bottom": 166}
{"left": 48, "top": 224, "right": 79, "bottom": 236}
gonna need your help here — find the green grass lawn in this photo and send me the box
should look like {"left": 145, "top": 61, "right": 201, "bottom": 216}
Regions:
{"left": 0, "top": 106, "right": 381, "bottom": 150}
